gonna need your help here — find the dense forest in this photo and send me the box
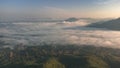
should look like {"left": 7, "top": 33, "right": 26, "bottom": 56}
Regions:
{"left": 0, "top": 44, "right": 120, "bottom": 68}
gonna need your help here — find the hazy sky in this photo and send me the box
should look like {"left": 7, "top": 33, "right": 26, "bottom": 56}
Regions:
{"left": 0, "top": 0, "right": 120, "bottom": 20}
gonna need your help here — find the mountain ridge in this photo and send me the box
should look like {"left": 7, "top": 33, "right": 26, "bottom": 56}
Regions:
{"left": 87, "top": 17, "right": 120, "bottom": 30}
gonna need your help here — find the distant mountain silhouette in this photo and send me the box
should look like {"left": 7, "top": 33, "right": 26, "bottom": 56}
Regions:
{"left": 65, "top": 17, "right": 79, "bottom": 22}
{"left": 87, "top": 18, "right": 120, "bottom": 30}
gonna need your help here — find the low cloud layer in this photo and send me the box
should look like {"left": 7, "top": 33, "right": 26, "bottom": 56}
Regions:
{"left": 0, "top": 21, "right": 120, "bottom": 49}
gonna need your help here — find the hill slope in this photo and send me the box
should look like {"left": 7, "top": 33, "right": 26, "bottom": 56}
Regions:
{"left": 0, "top": 45, "right": 120, "bottom": 68}
{"left": 87, "top": 18, "right": 120, "bottom": 30}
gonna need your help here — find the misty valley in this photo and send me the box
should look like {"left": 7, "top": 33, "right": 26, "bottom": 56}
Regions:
{"left": 1, "top": 0, "right": 120, "bottom": 68}
{"left": 0, "top": 18, "right": 120, "bottom": 68}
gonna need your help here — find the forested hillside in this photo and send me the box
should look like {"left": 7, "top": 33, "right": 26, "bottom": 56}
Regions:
{"left": 0, "top": 45, "right": 120, "bottom": 68}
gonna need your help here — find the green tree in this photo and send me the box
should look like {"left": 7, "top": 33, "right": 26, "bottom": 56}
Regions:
{"left": 43, "top": 58, "right": 65, "bottom": 68}
{"left": 86, "top": 55, "right": 109, "bottom": 68}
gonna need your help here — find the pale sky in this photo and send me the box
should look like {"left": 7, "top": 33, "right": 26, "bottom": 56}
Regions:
{"left": 0, "top": 0, "right": 120, "bottom": 20}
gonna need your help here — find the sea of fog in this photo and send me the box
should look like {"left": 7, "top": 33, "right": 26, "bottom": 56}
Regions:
{"left": 0, "top": 21, "right": 120, "bottom": 48}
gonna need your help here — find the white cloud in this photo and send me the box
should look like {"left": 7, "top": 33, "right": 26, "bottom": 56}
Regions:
{"left": 1, "top": 22, "right": 120, "bottom": 48}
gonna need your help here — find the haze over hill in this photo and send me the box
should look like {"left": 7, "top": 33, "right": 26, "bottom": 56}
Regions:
{"left": 87, "top": 17, "right": 120, "bottom": 30}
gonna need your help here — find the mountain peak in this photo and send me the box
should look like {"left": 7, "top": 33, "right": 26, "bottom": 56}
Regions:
{"left": 65, "top": 17, "right": 79, "bottom": 22}
{"left": 116, "top": 17, "right": 120, "bottom": 20}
